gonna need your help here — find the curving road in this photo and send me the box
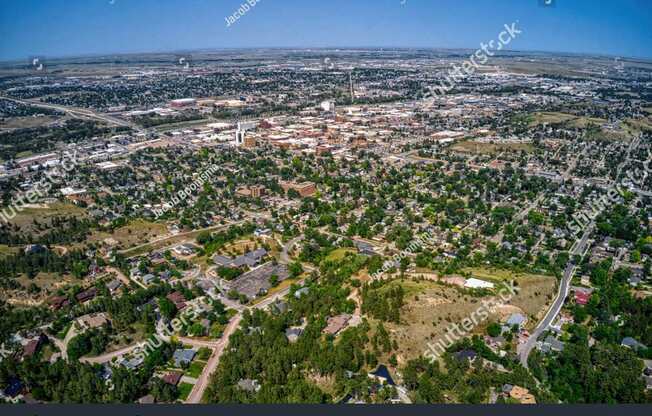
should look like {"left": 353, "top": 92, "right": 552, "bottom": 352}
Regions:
{"left": 80, "top": 343, "right": 142, "bottom": 365}
{"left": 279, "top": 235, "right": 304, "bottom": 265}
{"left": 518, "top": 222, "right": 594, "bottom": 368}
{"left": 518, "top": 135, "right": 640, "bottom": 368}
{"left": 0, "top": 95, "right": 135, "bottom": 129}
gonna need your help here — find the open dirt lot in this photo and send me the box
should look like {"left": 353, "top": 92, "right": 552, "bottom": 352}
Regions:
{"left": 376, "top": 271, "right": 556, "bottom": 366}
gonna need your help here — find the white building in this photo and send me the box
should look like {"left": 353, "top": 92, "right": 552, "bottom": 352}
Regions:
{"left": 464, "top": 278, "right": 495, "bottom": 289}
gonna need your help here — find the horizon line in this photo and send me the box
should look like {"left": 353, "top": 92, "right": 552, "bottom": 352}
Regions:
{"left": 2, "top": 46, "right": 651, "bottom": 65}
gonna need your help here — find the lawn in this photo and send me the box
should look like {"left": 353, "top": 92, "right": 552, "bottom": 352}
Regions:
{"left": 177, "top": 382, "right": 194, "bottom": 401}
{"left": 197, "top": 347, "right": 212, "bottom": 361}
{"left": 325, "top": 247, "right": 357, "bottom": 262}
{"left": 185, "top": 361, "right": 206, "bottom": 378}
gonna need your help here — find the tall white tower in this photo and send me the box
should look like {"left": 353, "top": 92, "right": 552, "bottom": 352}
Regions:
{"left": 235, "top": 122, "right": 246, "bottom": 146}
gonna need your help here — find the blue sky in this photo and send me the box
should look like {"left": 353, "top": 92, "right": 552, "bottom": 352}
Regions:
{"left": 1, "top": 0, "right": 651, "bottom": 61}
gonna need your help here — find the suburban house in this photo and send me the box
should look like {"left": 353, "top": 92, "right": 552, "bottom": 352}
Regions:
{"left": 75, "top": 287, "right": 98, "bottom": 303}
{"left": 539, "top": 335, "right": 565, "bottom": 353}
{"left": 323, "top": 314, "right": 351, "bottom": 336}
{"left": 621, "top": 337, "right": 647, "bottom": 351}
{"left": 166, "top": 291, "right": 188, "bottom": 310}
{"left": 368, "top": 365, "right": 396, "bottom": 386}
{"left": 22, "top": 334, "right": 47, "bottom": 359}
{"left": 173, "top": 349, "right": 196, "bottom": 367}
{"left": 574, "top": 289, "right": 592, "bottom": 306}
{"left": 106, "top": 279, "right": 123, "bottom": 294}
{"left": 162, "top": 371, "right": 182, "bottom": 386}
{"left": 49, "top": 296, "right": 70, "bottom": 310}
{"left": 505, "top": 313, "right": 527, "bottom": 331}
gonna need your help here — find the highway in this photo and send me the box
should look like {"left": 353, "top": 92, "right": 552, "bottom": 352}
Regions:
{"left": 0, "top": 95, "right": 136, "bottom": 129}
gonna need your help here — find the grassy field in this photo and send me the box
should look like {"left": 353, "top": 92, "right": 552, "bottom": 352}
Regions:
{"left": 86, "top": 219, "right": 167, "bottom": 251}
{"left": 0, "top": 244, "right": 19, "bottom": 258}
{"left": 185, "top": 361, "right": 206, "bottom": 378}
{"left": 177, "top": 382, "right": 194, "bottom": 401}
{"left": 2, "top": 202, "right": 87, "bottom": 233}
{"left": 451, "top": 140, "right": 534, "bottom": 155}
{"left": 217, "top": 238, "right": 264, "bottom": 257}
{"left": 461, "top": 267, "right": 545, "bottom": 282}
{"left": 625, "top": 117, "right": 652, "bottom": 134}
{"left": 0, "top": 115, "right": 60, "bottom": 131}
{"left": 461, "top": 267, "right": 557, "bottom": 318}
{"left": 15, "top": 271, "right": 80, "bottom": 296}
{"left": 528, "top": 112, "right": 606, "bottom": 128}
{"left": 377, "top": 272, "right": 556, "bottom": 366}
{"left": 325, "top": 248, "right": 357, "bottom": 262}
{"left": 527, "top": 111, "right": 639, "bottom": 140}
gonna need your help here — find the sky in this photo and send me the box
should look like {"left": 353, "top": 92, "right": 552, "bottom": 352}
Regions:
{"left": 1, "top": 0, "right": 651, "bottom": 61}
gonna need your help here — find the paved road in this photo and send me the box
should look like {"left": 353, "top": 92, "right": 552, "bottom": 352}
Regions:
{"left": 518, "top": 223, "right": 593, "bottom": 367}
{"left": 279, "top": 235, "right": 304, "bottom": 265}
{"left": 106, "top": 266, "right": 146, "bottom": 289}
{"left": 80, "top": 343, "right": 142, "bottom": 364}
{"left": 185, "top": 314, "right": 242, "bottom": 403}
{"left": 184, "top": 233, "right": 309, "bottom": 403}
{"left": 519, "top": 135, "right": 643, "bottom": 367}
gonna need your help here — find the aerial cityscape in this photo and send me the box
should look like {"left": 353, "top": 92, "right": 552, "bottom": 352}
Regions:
{"left": 0, "top": 0, "right": 651, "bottom": 408}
